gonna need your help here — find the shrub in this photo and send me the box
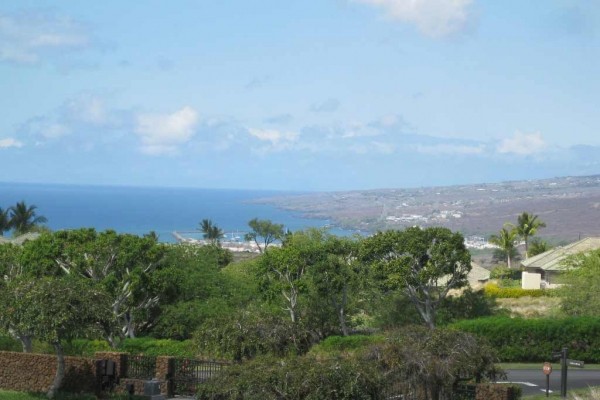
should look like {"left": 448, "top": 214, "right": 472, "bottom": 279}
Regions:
{"left": 117, "top": 337, "right": 196, "bottom": 358}
{"left": 197, "top": 355, "right": 384, "bottom": 400}
{"left": 450, "top": 316, "right": 600, "bottom": 362}
{"left": 311, "top": 334, "right": 384, "bottom": 355}
{"left": 194, "top": 308, "right": 313, "bottom": 361}
{"left": 483, "top": 283, "right": 550, "bottom": 298}
{"left": 0, "top": 335, "right": 22, "bottom": 352}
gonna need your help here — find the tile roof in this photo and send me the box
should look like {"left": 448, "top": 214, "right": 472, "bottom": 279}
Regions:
{"left": 521, "top": 237, "right": 600, "bottom": 271}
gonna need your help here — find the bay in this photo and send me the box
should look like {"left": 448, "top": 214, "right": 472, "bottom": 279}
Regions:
{"left": 0, "top": 182, "right": 341, "bottom": 243}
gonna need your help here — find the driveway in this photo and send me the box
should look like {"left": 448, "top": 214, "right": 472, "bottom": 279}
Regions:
{"left": 500, "top": 369, "right": 600, "bottom": 396}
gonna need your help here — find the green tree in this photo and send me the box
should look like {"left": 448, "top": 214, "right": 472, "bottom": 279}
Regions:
{"left": 0, "top": 277, "right": 113, "bottom": 398}
{"left": 528, "top": 238, "right": 551, "bottom": 257}
{"left": 307, "top": 235, "right": 361, "bottom": 336}
{"left": 199, "top": 219, "right": 224, "bottom": 245}
{"left": 245, "top": 218, "right": 284, "bottom": 253}
{"left": 0, "top": 207, "right": 11, "bottom": 236}
{"left": 489, "top": 226, "right": 519, "bottom": 269}
{"left": 9, "top": 201, "right": 48, "bottom": 236}
{"left": 0, "top": 243, "right": 33, "bottom": 352}
{"left": 360, "top": 227, "right": 471, "bottom": 329}
{"left": 516, "top": 212, "right": 546, "bottom": 258}
{"left": 19, "top": 229, "right": 167, "bottom": 345}
{"left": 561, "top": 249, "right": 600, "bottom": 316}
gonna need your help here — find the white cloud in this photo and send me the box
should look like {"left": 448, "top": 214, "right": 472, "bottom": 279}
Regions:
{"left": 0, "top": 12, "right": 90, "bottom": 64}
{"left": 135, "top": 106, "right": 199, "bottom": 155}
{"left": 497, "top": 132, "right": 547, "bottom": 156}
{"left": 248, "top": 128, "right": 298, "bottom": 145}
{"left": 0, "top": 138, "right": 23, "bottom": 148}
{"left": 64, "top": 95, "right": 108, "bottom": 125}
{"left": 353, "top": 0, "right": 473, "bottom": 37}
{"left": 415, "top": 143, "right": 484, "bottom": 155}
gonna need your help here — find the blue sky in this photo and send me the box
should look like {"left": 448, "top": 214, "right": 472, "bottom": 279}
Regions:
{"left": 1, "top": 0, "right": 599, "bottom": 191}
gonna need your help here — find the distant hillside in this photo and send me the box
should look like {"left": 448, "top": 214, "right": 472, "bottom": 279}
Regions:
{"left": 254, "top": 174, "right": 600, "bottom": 243}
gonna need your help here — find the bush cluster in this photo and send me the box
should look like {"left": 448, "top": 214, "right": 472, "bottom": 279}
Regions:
{"left": 451, "top": 316, "right": 600, "bottom": 362}
{"left": 197, "top": 326, "right": 504, "bottom": 400}
{"left": 194, "top": 309, "right": 313, "bottom": 361}
{"left": 197, "top": 355, "right": 384, "bottom": 400}
{"left": 483, "top": 283, "right": 551, "bottom": 298}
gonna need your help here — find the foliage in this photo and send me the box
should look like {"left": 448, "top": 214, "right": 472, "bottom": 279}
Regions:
{"left": 515, "top": 212, "right": 546, "bottom": 259}
{"left": 483, "top": 283, "right": 552, "bottom": 298}
{"left": 367, "top": 326, "right": 502, "bottom": 400}
{"left": 490, "top": 266, "right": 520, "bottom": 280}
{"left": 489, "top": 226, "right": 519, "bottom": 269}
{"left": 360, "top": 227, "right": 471, "bottom": 328}
{"left": 0, "top": 334, "right": 22, "bottom": 351}
{"left": 18, "top": 229, "right": 167, "bottom": 342}
{"left": 151, "top": 244, "right": 246, "bottom": 339}
{"left": 0, "top": 277, "right": 114, "bottom": 397}
{"left": 197, "top": 354, "right": 384, "bottom": 400}
{"left": 528, "top": 238, "right": 551, "bottom": 257}
{"left": 194, "top": 307, "right": 313, "bottom": 362}
{"left": 200, "top": 219, "right": 224, "bottom": 245}
{"left": 9, "top": 201, "right": 48, "bottom": 236}
{"left": 117, "top": 337, "right": 196, "bottom": 357}
{"left": 310, "top": 334, "right": 384, "bottom": 356}
{"left": 450, "top": 316, "right": 600, "bottom": 362}
{"left": 244, "top": 218, "right": 284, "bottom": 253}
{"left": 0, "top": 390, "right": 146, "bottom": 400}
{"left": 436, "top": 288, "right": 498, "bottom": 325}
{"left": 561, "top": 249, "right": 600, "bottom": 317}
{"left": 0, "top": 207, "right": 11, "bottom": 236}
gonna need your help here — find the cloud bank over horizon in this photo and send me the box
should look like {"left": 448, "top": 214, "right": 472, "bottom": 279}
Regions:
{"left": 0, "top": 1, "right": 598, "bottom": 191}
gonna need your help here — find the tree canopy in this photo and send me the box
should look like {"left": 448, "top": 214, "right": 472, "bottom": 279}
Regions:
{"left": 9, "top": 201, "right": 47, "bottom": 236}
{"left": 360, "top": 227, "right": 471, "bottom": 328}
{"left": 516, "top": 212, "right": 546, "bottom": 258}
{"left": 244, "top": 218, "right": 284, "bottom": 253}
{"left": 199, "top": 219, "right": 224, "bottom": 245}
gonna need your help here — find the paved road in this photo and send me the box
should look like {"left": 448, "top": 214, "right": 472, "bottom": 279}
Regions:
{"left": 501, "top": 369, "right": 600, "bottom": 396}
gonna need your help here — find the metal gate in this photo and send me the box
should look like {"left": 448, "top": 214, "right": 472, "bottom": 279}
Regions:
{"left": 171, "top": 358, "right": 228, "bottom": 396}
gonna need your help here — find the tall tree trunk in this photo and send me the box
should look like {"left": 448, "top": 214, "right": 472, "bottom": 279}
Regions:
{"left": 507, "top": 253, "right": 512, "bottom": 269}
{"left": 338, "top": 286, "right": 349, "bottom": 336}
{"left": 47, "top": 342, "right": 65, "bottom": 399}
{"left": 19, "top": 334, "right": 33, "bottom": 353}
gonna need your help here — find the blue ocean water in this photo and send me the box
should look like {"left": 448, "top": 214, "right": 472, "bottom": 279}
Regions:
{"left": 0, "top": 182, "right": 341, "bottom": 243}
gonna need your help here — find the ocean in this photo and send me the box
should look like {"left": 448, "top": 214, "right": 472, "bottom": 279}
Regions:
{"left": 0, "top": 182, "right": 340, "bottom": 243}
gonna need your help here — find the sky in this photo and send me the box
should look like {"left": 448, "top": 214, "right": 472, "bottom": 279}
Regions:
{"left": 0, "top": 0, "right": 599, "bottom": 191}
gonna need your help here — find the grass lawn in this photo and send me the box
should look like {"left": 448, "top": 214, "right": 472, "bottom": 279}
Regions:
{"left": 0, "top": 391, "right": 145, "bottom": 400}
{"left": 524, "top": 386, "right": 600, "bottom": 399}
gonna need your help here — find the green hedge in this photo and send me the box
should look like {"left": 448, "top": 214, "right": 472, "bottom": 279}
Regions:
{"left": 483, "top": 283, "right": 551, "bottom": 298}
{"left": 450, "top": 316, "right": 600, "bottom": 362}
{"left": 117, "top": 337, "right": 195, "bottom": 358}
{"left": 0, "top": 335, "right": 21, "bottom": 352}
{"left": 0, "top": 336, "right": 195, "bottom": 358}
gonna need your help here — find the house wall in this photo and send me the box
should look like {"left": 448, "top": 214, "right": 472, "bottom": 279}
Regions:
{"left": 522, "top": 270, "right": 542, "bottom": 289}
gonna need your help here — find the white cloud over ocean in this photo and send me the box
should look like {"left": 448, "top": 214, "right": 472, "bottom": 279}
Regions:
{"left": 135, "top": 106, "right": 199, "bottom": 155}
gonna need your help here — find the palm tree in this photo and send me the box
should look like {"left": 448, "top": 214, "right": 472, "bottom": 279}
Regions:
{"left": 516, "top": 212, "right": 546, "bottom": 259}
{"left": 9, "top": 201, "right": 47, "bottom": 236}
{"left": 0, "top": 207, "right": 11, "bottom": 236}
{"left": 489, "top": 225, "right": 519, "bottom": 269}
{"left": 199, "top": 219, "right": 224, "bottom": 245}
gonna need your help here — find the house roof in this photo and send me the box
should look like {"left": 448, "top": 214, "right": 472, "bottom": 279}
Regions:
{"left": 521, "top": 237, "right": 600, "bottom": 271}
{"left": 439, "top": 261, "right": 490, "bottom": 287}
{"left": 468, "top": 262, "right": 491, "bottom": 283}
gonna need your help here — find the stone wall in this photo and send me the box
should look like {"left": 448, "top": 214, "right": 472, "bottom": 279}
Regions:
{"left": 0, "top": 351, "right": 98, "bottom": 394}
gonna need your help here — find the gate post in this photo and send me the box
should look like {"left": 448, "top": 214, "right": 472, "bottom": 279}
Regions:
{"left": 155, "top": 356, "right": 175, "bottom": 397}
